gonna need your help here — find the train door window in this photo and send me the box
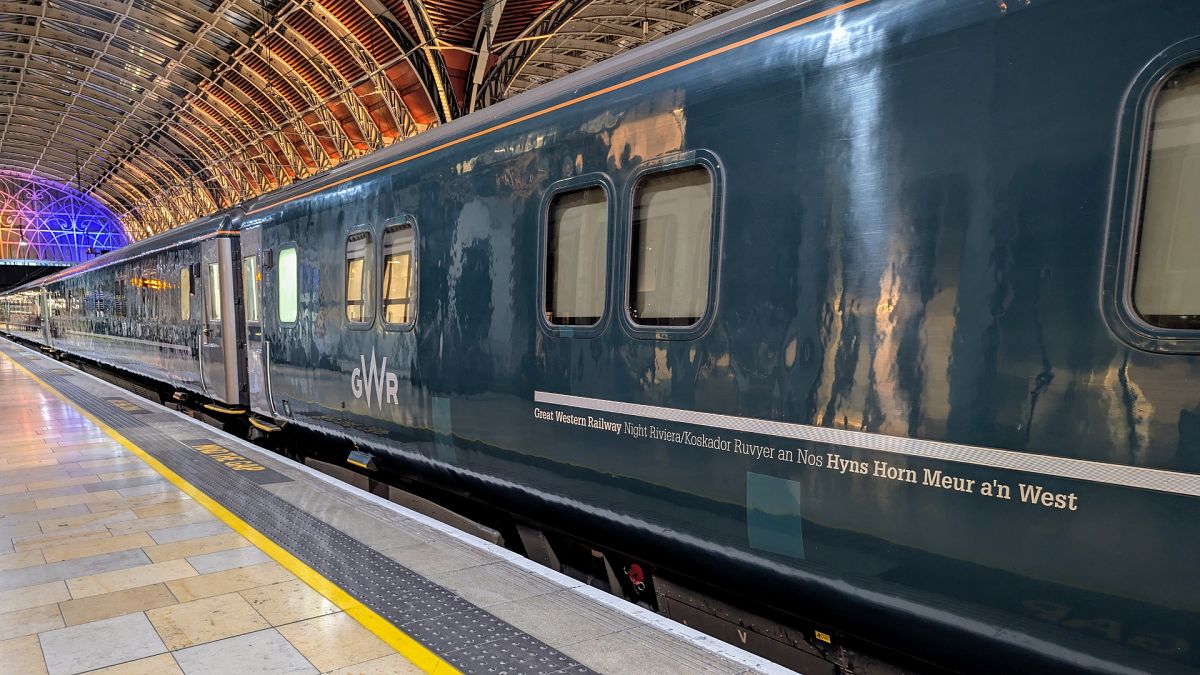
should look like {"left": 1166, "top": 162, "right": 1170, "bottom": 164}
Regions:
{"left": 179, "top": 267, "right": 190, "bottom": 321}
{"left": 242, "top": 256, "right": 259, "bottom": 323}
{"left": 95, "top": 287, "right": 107, "bottom": 314}
{"left": 628, "top": 165, "right": 715, "bottom": 326}
{"left": 114, "top": 280, "right": 126, "bottom": 318}
{"left": 135, "top": 272, "right": 149, "bottom": 319}
{"left": 278, "top": 246, "right": 298, "bottom": 324}
{"left": 206, "top": 263, "right": 221, "bottom": 322}
{"left": 546, "top": 187, "right": 608, "bottom": 326}
{"left": 1134, "top": 64, "right": 1200, "bottom": 329}
{"left": 345, "top": 232, "right": 373, "bottom": 325}
{"left": 382, "top": 220, "right": 417, "bottom": 328}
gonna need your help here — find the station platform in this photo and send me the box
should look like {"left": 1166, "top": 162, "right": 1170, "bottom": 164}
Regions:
{"left": 0, "top": 339, "right": 785, "bottom": 675}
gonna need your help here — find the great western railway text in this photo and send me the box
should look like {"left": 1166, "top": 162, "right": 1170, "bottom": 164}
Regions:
{"left": 535, "top": 406, "right": 1080, "bottom": 511}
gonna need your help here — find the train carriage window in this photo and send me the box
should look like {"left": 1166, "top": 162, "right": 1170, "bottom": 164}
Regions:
{"left": 628, "top": 166, "right": 715, "bottom": 326}
{"left": 1135, "top": 64, "right": 1200, "bottom": 329}
{"left": 546, "top": 187, "right": 608, "bottom": 326}
{"left": 278, "top": 246, "right": 298, "bottom": 324}
{"left": 179, "top": 267, "right": 190, "bottom": 321}
{"left": 382, "top": 221, "right": 417, "bottom": 327}
{"left": 206, "top": 263, "right": 221, "bottom": 322}
{"left": 242, "top": 256, "right": 259, "bottom": 323}
{"left": 345, "top": 232, "right": 373, "bottom": 325}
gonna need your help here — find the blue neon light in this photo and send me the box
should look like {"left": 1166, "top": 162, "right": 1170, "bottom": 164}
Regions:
{"left": 0, "top": 172, "right": 127, "bottom": 264}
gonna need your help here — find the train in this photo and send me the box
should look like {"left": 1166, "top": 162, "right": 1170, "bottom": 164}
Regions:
{"left": 3, "top": 0, "right": 1200, "bottom": 671}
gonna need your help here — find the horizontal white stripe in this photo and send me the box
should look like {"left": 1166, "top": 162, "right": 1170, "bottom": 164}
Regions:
{"left": 535, "top": 391, "right": 1200, "bottom": 498}
{"left": 64, "top": 329, "right": 191, "bottom": 352}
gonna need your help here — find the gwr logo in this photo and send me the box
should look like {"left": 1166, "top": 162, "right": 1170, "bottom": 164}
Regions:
{"left": 351, "top": 349, "right": 398, "bottom": 409}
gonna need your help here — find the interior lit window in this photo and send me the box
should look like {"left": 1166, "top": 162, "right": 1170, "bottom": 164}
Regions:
{"left": 206, "top": 263, "right": 221, "bottom": 321}
{"left": 1135, "top": 64, "right": 1200, "bottom": 329}
{"left": 382, "top": 223, "right": 416, "bottom": 326}
{"left": 278, "top": 247, "right": 298, "bottom": 324}
{"left": 179, "top": 267, "right": 190, "bottom": 321}
{"left": 242, "top": 256, "right": 259, "bottom": 323}
{"left": 545, "top": 187, "right": 607, "bottom": 326}
{"left": 346, "top": 232, "right": 372, "bottom": 324}
{"left": 628, "top": 166, "right": 715, "bottom": 326}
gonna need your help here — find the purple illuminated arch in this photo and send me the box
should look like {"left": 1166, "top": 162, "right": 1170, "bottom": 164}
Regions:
{"left": 0, "top": 172, "right": 127, "bottom": 264}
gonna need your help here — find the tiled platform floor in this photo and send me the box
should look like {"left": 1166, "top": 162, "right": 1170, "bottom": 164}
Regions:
{"left": 0, "top": 355, "right": 419, "bottom": 675}
{"left": 0, "top": 339, "right": 784, "bottom": 675}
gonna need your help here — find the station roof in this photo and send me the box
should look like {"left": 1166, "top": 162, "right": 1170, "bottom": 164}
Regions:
{"left": 0, "top": 0, "right": 749, "bottom": 241}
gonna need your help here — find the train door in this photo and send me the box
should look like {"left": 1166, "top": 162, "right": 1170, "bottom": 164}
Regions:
{"left": 240, "top": 227, "right": 269, "bottom": 416}
{"left": 198, "top": 234, "right": 240, "bottom": 405}
{"left": 260, "top": 224, "right": 301, "bottom": 421}
{"left": 177, "top": 258, "right": 202, "bottom": 393}
{"left": 38, "top": 287, "right": 50, "bottom": 346}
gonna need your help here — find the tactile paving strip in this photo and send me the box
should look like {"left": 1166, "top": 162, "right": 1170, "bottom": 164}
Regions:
{"left": 5, "top": 343, "right": 593, "bottom": 674}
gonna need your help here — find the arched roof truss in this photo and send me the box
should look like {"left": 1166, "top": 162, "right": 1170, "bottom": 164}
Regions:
{"left": 0, "top": 0, "right": 750, "bottom": 239}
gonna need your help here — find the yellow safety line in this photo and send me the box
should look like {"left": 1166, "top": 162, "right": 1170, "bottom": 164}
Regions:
{"left": 0, "top": 349, "right": 459, "bottom": 675}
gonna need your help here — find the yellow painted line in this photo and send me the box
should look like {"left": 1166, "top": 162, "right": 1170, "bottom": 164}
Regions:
{"left": 0, "top": 348, "right": 459, "bottom": 675}
{"left": 248, "top": 417, "right": 281, "bottom": 433}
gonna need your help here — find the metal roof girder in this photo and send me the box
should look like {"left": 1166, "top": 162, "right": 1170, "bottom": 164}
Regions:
{"left": 0, "top": 107, "right": 114, "bottom": 141}
{"left": 307, "top": 99, "right": 357, "bottom": 161}
{"left": 161, "top": 105, "right": 257, "bottom": 191}
{"left": 215, "top": 70, "right": 290, "bottom": 126}
{"left": 348, "top": 0, "right": 442, "bottom": 127}
{"left": 79, "top": 0, "right": 254, "bottom": 203}
{"left": 290, "top": 75, "right": 357, "bottom": 161}
{"left": 102, "top": 137, "right": 195, "bottom": 189}
{"left": 512, "top": 64, "right": 559, "bottom": 79}
{"left": 0, "top": 79, "right": 139, "bottom": 122}
{"left": 36, "top": 43, "right": 170, "bottom": 82}
{"left": 476, "top": 0, "right": 595, "bottom": 106}
{"left": 304, "top": 0, "right": 402, "bottom": 147}
{"left": 0, "top": 55, "right": 168, "bottom": 116}
{"left": 198, "top": 78, "right": 279, "bottom": 134}
{"left": 394, "top": 0, "right": 459, "bottom": 121}
{"left": 11, "top": 69, "right": 139, "bottom": 115}
{"left": 0, "top": 141, "right": 97, "bottom": 180}
{"left": 465, "top": 0, "right": 505, "bottom": 113}
{"left": 574, "top": 4, "right": 699, "bottom": 26}
{"left": 0, "top": 131, "right": 136, "bottom": 176}
{"left": 34, "top": 0, "right": 170, "bottom": 180}
{"left": 174, "top": 109, "right": 236, "bottom": 155}
{"left": 94, "top": 170, "right": 157, "bottom": 212}
{"left": 225, "top": 57, "right": 332, "bottom": 169}
{"left": 526, "top": 51, "right": 592, "bottom": 68}
{"left": 371, "top": 68, "right": 419, "bottom": 141}
{"left": 186, "top": 103, "right": 275, "bottom": 188}
{"left": 553, "top": 21, "right": 645, "bottom": 40}
{"left": 538, "top": 36, "right": 621, "bottom": 55}
{"left": 274, "top": 21, "right": 376, "bottom": 148}
{"left": 266, "top": 126, "right": 309, "bottom": 179}
{"left": 2, "top": 129, "right": 105, "bottom": 157}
